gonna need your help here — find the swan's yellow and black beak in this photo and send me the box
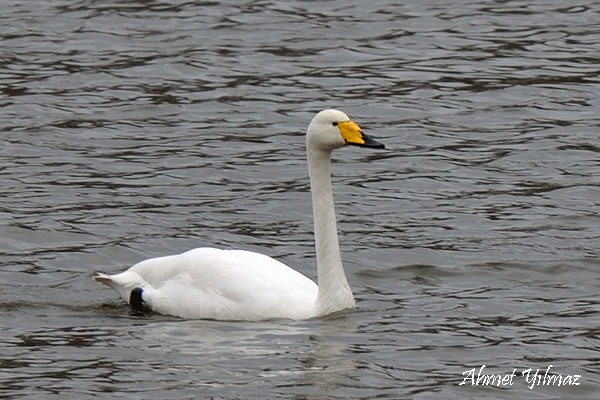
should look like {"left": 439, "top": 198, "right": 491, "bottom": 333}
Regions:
{"left": 336, "top": 120, "right": 385, "bottom": 149}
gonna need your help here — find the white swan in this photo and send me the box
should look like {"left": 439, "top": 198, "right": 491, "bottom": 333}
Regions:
{"left": 93, "top": 109, "right": 385, "bottom": 321}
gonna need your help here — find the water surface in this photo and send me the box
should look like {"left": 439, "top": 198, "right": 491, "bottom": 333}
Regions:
{"left": 1, "top": 0, "right": 599, "bottom": 398}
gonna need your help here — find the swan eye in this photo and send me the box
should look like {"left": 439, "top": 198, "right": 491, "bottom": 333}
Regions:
{"left": 332, "top": 122, "right": 338, "bottom": 126}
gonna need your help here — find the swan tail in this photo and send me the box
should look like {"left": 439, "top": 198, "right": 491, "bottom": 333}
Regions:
{"left": 93, "top": 272, "right": 126, "bottom": 297}
{"left": 93, "top": 272, "right": 113, "bottom": 285}
{"left": 93, "top": 271, "right": 144, "bottom": 304}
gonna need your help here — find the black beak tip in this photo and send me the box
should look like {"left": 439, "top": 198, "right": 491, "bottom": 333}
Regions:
{"left": 368, "top": 140, "right": 386, "bottom": 149}
{"left": 347, "top": 135, "right": 385, "bottom": 149}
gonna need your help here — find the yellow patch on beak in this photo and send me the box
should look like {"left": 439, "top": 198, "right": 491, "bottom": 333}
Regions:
{"left": 337, "top": 121, "right": 365, "bottom": 145}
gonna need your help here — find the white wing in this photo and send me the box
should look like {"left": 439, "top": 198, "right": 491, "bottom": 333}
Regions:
{"left": 95, "top": 248, "right": 318, "bottom": 321}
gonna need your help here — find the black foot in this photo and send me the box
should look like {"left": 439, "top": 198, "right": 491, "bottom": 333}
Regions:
{"left": 129, "top": 287, "right": 145, "bottom": 316}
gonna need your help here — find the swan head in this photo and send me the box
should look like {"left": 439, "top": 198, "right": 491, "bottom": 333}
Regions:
{"left": 307, "top": 109, "right": 385, "bottom": 152}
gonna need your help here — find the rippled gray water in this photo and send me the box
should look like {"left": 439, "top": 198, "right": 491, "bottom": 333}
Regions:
{"left": 1, "top": 0, "right": 599, "bottom": 398}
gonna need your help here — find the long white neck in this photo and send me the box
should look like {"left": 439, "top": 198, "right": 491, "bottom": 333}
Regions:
{"left": 307, "top": 146, "right": 356, "bottom": 315}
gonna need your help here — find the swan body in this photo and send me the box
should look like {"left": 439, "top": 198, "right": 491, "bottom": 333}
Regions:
{"left": 94, "top": 109, "right": 384, "bottom": 321}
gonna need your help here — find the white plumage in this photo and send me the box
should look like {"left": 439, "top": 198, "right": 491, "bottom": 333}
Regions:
{"left": 93, "top": 109, "right": 384, "bottom": 321}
